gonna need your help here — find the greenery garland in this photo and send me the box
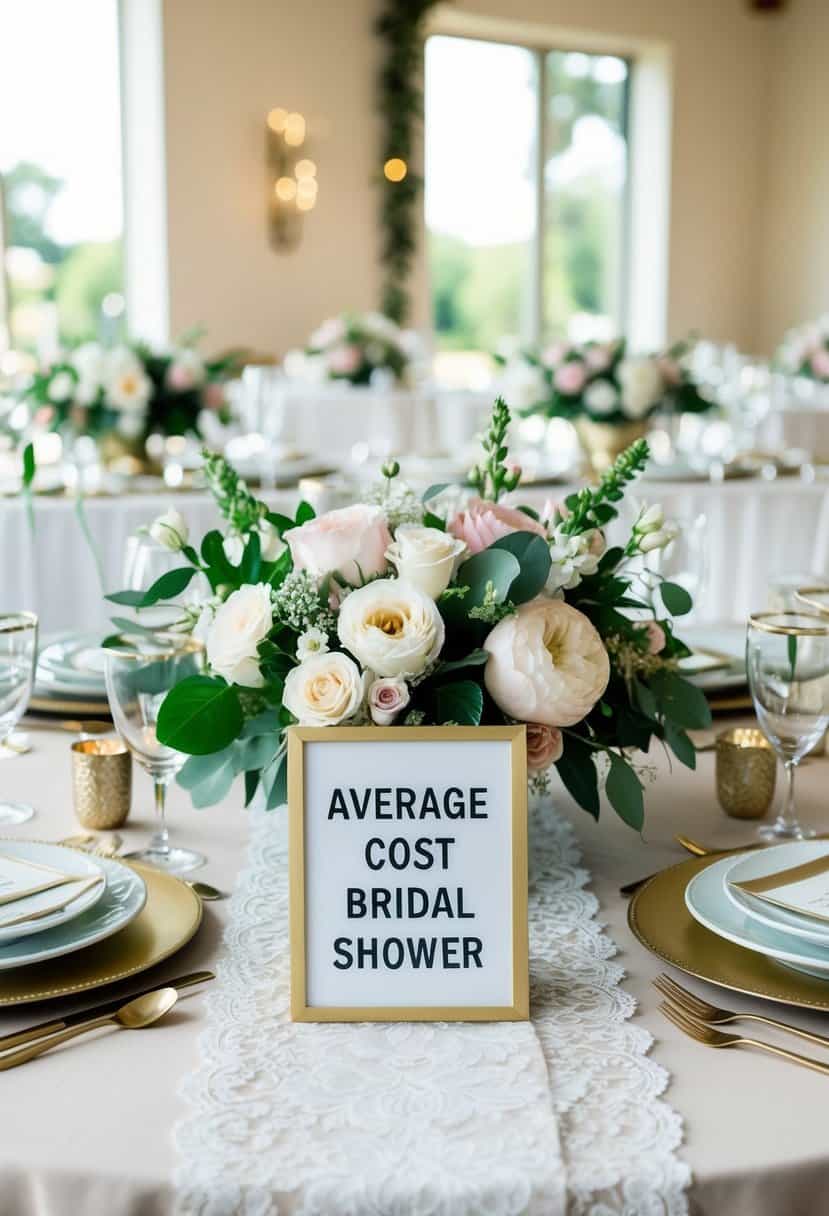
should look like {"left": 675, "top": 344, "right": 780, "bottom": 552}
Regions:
{"left": 374, "top": 0, "right": 439, "bottom": 324}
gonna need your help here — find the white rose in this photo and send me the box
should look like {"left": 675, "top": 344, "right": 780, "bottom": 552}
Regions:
{"left": 283, "top": 651, "right": 366, "bottom": 726}
{"left": 385, "top": 525, "right": 466, "bottom": 599}
{"left": 583, "top": 379, "right": 619, "bottom": 417}
{"left": 618, "top": 356, "right": 663, "bottom": 419}
{"left": 106, "top": 351, "right": 152, "bottom": 412}
{"left": 206, "top": 583, "right": 273, "bottom": 688}
{"left": 337, "top": 578, "right": 445, "bottom": 678}
{"left": 47, "top": 371, "right": 75, "bottom": 402}
{"left": 148, "top": 508, "right": 188, "bottom": 552}
{"left": 368, "top": 675, "right": 410, "bottom": 726}
{"left": 484, "top": 598, "right": 610, "bottom": 727}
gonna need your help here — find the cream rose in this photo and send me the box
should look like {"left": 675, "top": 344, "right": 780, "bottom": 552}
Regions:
{"left": 337, "top": 578, "right": 445, "bottom": 678}
{"left": 206, "top": 583, "right": 273, "bottom": 688}
{"left": 385, "top": 525, "right": 466, "bottom": 599}
{"left": 368, "top": 676, "right": 410, "bottom": 726}
{"left": 283, "top": 651, "right": 366, "bottom": 726}
{"left": 284, "top": 504, "right": 391, "bottom": 586}
{"left": 483, "top": 598, "right": 610, "bottom": 727}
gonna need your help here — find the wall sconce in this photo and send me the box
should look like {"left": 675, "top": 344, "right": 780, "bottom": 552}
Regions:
{"left": 267, "top": 107, "right": 318, "bottom": 251}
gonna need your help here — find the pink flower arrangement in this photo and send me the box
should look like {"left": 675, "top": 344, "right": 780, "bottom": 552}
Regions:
{"left": 553, "top": 361, "right": 588, "bottom": 395}
{"left": 447, "top": 498, "right": 546, "bottom": 557}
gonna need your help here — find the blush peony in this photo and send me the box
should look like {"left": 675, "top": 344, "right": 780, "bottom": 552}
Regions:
{"left": 483, "top": 598, "right": 610, "bottom": 727}
{"left": 447, "top": 498, "right": 546, "bottom": 557}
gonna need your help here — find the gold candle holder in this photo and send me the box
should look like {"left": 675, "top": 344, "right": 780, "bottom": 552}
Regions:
{"left": 71, "top": 738, "right": 132, "bottom": 830}
{"left": 715, "top": 727, "right": 777, "bottom": 820}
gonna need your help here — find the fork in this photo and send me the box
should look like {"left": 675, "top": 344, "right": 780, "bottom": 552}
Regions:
{"left": 654, "top": 973, "right": 829, "bottom": 1051}
{"left": 659, "top": 1000, "right": 829, "bottom": 1075}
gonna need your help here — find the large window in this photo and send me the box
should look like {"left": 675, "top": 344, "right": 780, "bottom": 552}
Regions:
{"left": 425, "top": 35, "right": 629, "bottom": 364}
{"left": 0, "top": 0, "right": 124, "bottom": 356}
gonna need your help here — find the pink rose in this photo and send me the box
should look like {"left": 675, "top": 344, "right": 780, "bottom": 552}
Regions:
{"left": 553, "top": 360, "right": 587, "bottom": 395}
{"left": 368, "top": 676, "right": 410, "bottom": 726}
{"left": 168, "top": 363, "right": 196, "bottom": 391}
{"left": 203, "top": 381, "right": 226, "bottom": 410}
{"left": 643, "top": 620, "right": 666, "bottom": 654}
{"left": 526, "top": 723, "right": 564, "bottom": 772}
{"left": 540, "top": 340, "right": 570, "bottom": 369}
{"left": 585, "top": 344, "right": 612, "bottom": 372}
{"left": 327, "top": 344, "right": 363, "bottom": 377}
{"left": 284, "top": 504, "right": 391, "bottom": 585}
{"left": 811, "top": 349, "right": 829, "bottom": 381}
{"left": 447, "top": 498, "right": 547, "bottom": 557}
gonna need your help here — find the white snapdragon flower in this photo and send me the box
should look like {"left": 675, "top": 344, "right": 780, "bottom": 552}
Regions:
{"left": 296, "top": 626, "right": 329, "bottom": 663}
{"left": 546, "top": 527, "right": 601, "bottom": 593}
{"left": 633, "top": 503, "right": 678, "bottom": 553}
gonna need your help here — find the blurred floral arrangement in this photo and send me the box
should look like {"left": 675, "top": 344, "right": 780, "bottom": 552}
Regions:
{"left": 106, "top": 397, "right": 709, "bottom": 828}
{"left": 497, "top": 337, "right": 714, "bottom": 424}
{"left": 776, "top": 315, "right": 829, "bottom": 383}
{"left": 15, "top": 336, "right": 238, "bottom": 445}
{"left": 283, "top": 311, "right": 422, "bottom": 387}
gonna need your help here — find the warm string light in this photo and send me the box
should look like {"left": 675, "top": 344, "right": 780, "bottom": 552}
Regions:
{"left": 267, "top": 108, "right": 317, "bottom": 245}
{"left": 383, "top": 157, "right": 407, "bottom": 182}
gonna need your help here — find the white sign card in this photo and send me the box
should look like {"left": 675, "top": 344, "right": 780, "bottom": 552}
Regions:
{"left": 288, "top": 726, "right": 528, "bottom": 1022}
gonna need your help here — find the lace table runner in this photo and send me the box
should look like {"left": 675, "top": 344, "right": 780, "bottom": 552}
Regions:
{"left": 175, "top": 804, "right": 689, "bottom": 1215}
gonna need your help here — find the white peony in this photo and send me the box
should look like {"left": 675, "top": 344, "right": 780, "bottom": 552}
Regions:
{"left": 385, "top": 525, "right": 466, "bottom": 600}
{"left": 148, "top": 508, "right": 188, "bottom": 552}
{"left": 283, "top": 651, "right": 366, "bottom": 726}
{"left": 483, "top": 598, "right": 610, "bottom": 727}
{"left": 206, "top": 583, "right": 273, "bottom": 688}
{"left": 583, "top": 379, "right": 619, "bottom": 417}
{"left": 617, "top": 356, "right": 663, "bottom": 419}
{"left": 47, "top": 371, "right": 75, "bottom": 403}
{"left": 337, "top": 578, "right": 445, "bottom": 678}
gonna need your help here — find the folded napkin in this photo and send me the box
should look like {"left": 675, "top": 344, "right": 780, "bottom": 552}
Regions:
{"left": 0, "top": 853, "right": 103, "bottom": 931}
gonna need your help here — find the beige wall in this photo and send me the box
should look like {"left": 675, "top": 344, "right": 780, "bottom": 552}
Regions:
{"left": 160, "top": 0, "right": 814, "bottom": 359}
{"left": 758, "top": 0, "right": 829, "bottom": 354}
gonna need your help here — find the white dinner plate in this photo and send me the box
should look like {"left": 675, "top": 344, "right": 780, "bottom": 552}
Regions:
{"left": 35, "top": 632, "right": 107, "bottom": 700}
{"left": 723, "top": 842, "right": 829, "bottom": 948}
{"left": 0, "top": 853, "right": 146, "bottom": 970}
{"left": 680, "top": 624, "right": 747, "bottom": 693}
{"left": 686, "top": 854, "right": 829, "bottom": 979}
{"left": 0, "top": 842, "right": 106, "bottom": 944}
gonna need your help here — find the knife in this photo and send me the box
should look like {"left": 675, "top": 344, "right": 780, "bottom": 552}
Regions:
{"left": 0, "top": 969, "right": 215, "bottom": 1052}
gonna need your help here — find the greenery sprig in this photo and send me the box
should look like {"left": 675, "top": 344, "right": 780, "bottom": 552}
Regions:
{"left": 468, "top": 397, "right": 521, "bottom": 502}
{"left": 201, "top": 449, "right": 267, "bottom": 535}
{"left": 374, "top": 0, "right": 439, "bottom": 322}
{"left": 558, "top": 439, "right": 650, "bottom": 536}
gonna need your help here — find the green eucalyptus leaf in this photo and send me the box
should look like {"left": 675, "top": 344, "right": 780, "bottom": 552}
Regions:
{"left": 422, "top": 483, "right": 450, "bottom": 503}
{"left": 663, "top": 719, "right": 697, "bottom": 769}
{"left": 244, "top": 770, "right": 261, "bottom": 807}
{"left": 555, "top": 735, "right": 600, "bottom": 819}
{"left": 156, "top": 676, "right": 244, "bottom": 755}
{"left": 436, "top": 648, "right": 489, "bottom": 675}
{"left": 435, "top": 680, "right": 483, "bottom": 725}
{"left": 456, "top": 548, "right": 521, "bottom": 607}
{"left": 490, "top": 532, "right": 551, "bottom": 604}
{"left": 423, "top": 510, "right": 446, "bottom": 531}
{"left": 22, "top": 443, "right": 35, "bottom": 488}
{"left": 605, "top": 753, "right": 644, "bottom": 831}
{"left": 660, "top": 581, "right": 693, "bottom": 617}
{"left": 650, "top": 670, "right": 712, "bottom": 730}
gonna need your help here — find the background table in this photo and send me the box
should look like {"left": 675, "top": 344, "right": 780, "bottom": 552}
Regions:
{"left": 1, "top": 723, "right": 828, "bottom": 1213}
{"left": 4, "top": 476, "right": 829, "bottom": 633}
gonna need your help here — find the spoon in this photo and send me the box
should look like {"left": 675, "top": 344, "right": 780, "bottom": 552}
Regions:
{"left": 188, "top": 880, "right": 226, "bottom": 901}
{"left": 0, "top": 987, "right": 178, "bottom": 1071}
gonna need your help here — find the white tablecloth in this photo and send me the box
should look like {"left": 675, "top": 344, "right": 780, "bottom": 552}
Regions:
{"left": 3, "top": 477, "right": 829, "bottom": 633}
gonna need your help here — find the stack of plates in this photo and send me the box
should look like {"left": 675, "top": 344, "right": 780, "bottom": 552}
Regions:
{"left": 679, "top": 623, "right": 749, "bottom": 710}
{"left": 685, "top": 841, "right": 829, "bottom": 981}
{"left": 0, "top": 841, "right": 203, "bottom": 1006}
{"left": 31, "top": 632, "right": 110, "bottom": 716}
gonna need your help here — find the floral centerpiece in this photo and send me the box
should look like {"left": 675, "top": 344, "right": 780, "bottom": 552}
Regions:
{"left": 776, "top": 315, "right": 829, "bottom": 384}
{"left": 498, "top": 337, "right": 714, "bottom": 472}
{"left": 17, "top": 336, "right": 238, "bottom": 451}
{"left": 107, "top": 398, "right": 710, "bottom": 829}
{"left": 283, "top": 311, "right": 421, "bottom": 387}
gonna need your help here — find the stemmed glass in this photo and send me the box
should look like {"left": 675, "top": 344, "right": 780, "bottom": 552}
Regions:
{"left": 105, "top": 634, "right": 205, "bottom": 873}
{"left": 746, "top": 612, "right": 829, "bottom": 840}
{"left": 0, "top": 613, "right": 38, "bottom": 824}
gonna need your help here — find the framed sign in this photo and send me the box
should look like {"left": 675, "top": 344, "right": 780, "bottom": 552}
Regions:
{"left": 288, "top": 725, "right": 528, "bottom": 1023}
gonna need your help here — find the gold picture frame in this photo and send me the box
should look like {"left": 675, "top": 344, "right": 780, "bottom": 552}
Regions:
{"left": 288, "top": 724, "right": 529, "bottom": 1023}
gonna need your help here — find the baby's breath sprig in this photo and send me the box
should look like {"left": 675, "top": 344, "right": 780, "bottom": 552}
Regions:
{"left": 202, "top": 449, "right": 267, "bottom": 535}
{"left": 558, "top": 439, "right": 650, "bottom": 537}
{"left": 468, "top": 397, "right": 521, "bottom": 503}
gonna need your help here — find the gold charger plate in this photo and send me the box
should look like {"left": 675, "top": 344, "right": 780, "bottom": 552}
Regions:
{"left": 628, "top": 851, "right": 829, "bottom": 1011}
{"left": 28, "top": 694, "right": 111, "bottom": 717}
{"left": 0, "top": 862, "right": 202, "bottom": 1006}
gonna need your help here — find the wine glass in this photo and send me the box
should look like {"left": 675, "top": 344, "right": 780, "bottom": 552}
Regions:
{"left": 105, "top": 634, "right": 205, "bottom": 872}
{"left": 746, "top": 612, "right": 829, "bottom": 840}
{"left": 648, "top": 512, "right": 709, "bottom": 622}
{"left": 0, "top": 612, "right": 38, "bottom": 824}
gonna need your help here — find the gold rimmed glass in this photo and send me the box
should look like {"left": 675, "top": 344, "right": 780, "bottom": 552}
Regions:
{"left": 794, "top": 586, "right": 829, "bottom": 617}
{"left": 104, "top": 633, "right": 205, "bottom": 873}
{"left": 0, "top": 612, "right": 38, "bottom": 825}
{"left": 746, "top": 612, "right": 829, "bottom": 840}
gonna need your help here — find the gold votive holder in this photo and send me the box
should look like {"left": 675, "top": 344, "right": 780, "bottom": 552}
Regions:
{"left": 71, "top": 738, "right": 132, "bottom": 830}
{"left": 715, "top": 727, "right": 777, "bottom": 820}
